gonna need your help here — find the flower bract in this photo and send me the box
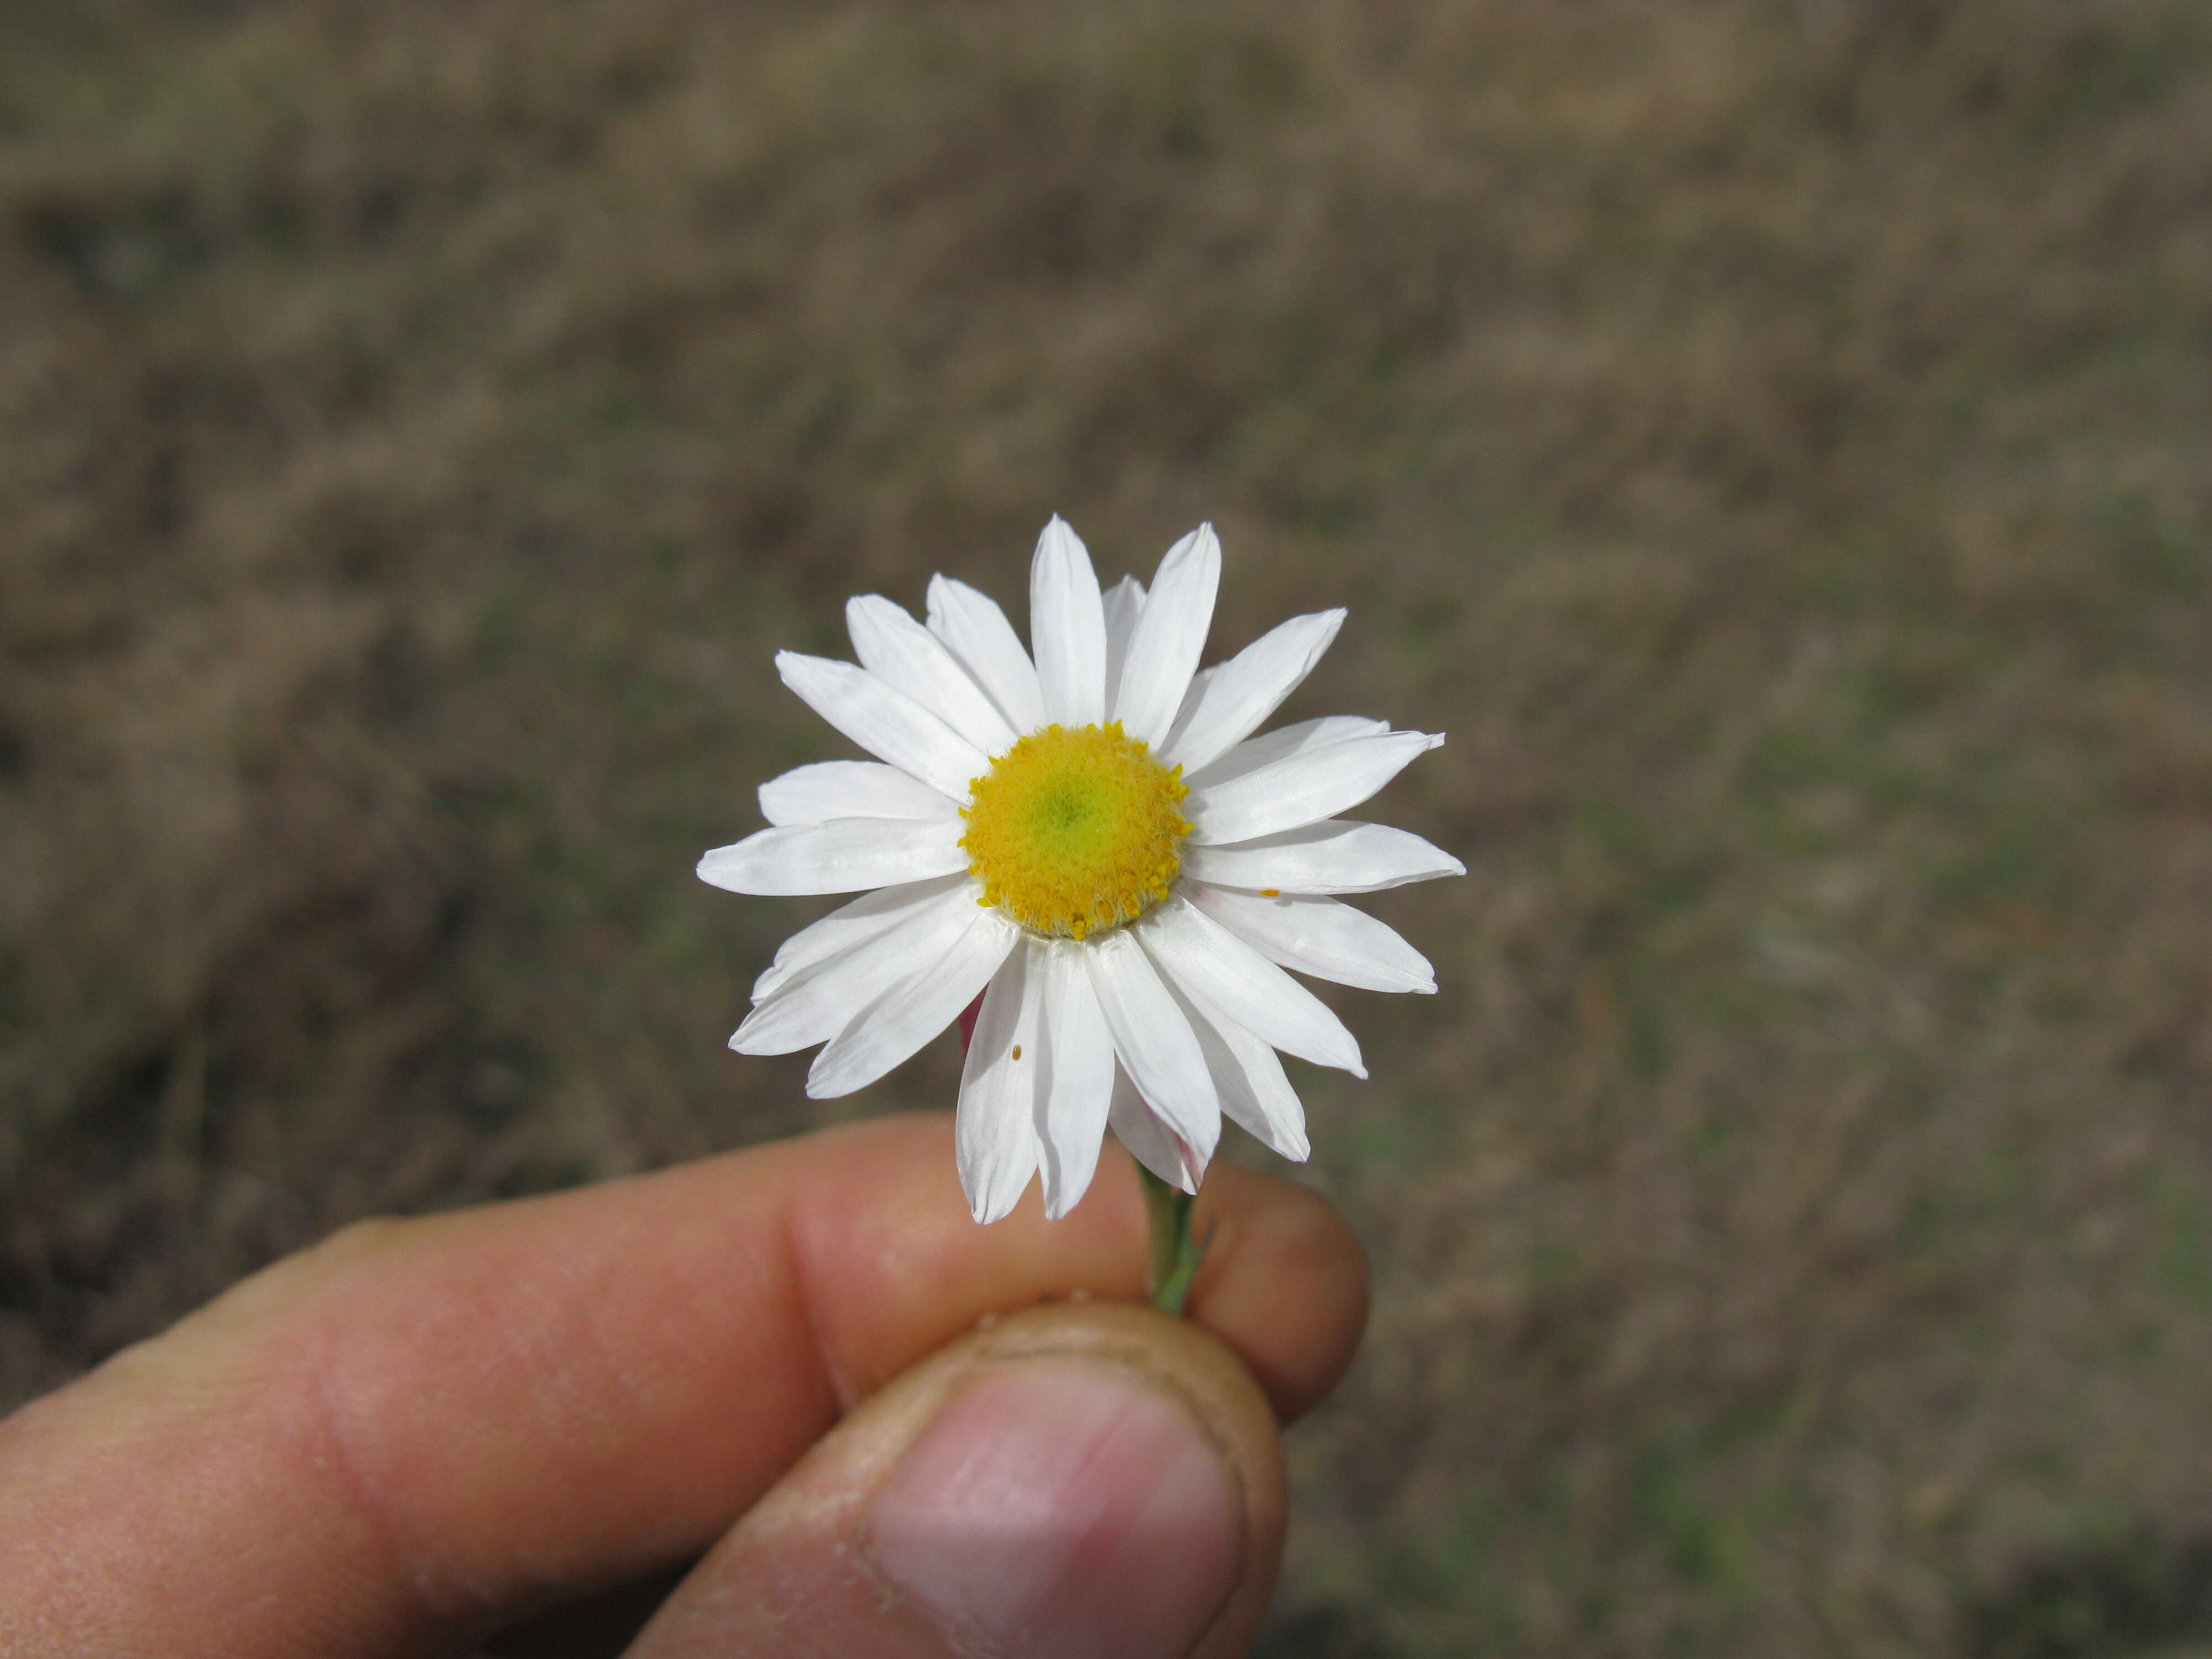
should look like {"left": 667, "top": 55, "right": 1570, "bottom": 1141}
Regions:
{"left": 699, "top": 517, "right": 1463, "bottom": 1223}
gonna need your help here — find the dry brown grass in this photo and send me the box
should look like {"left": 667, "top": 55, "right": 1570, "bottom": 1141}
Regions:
{"left": 6, "top": 1, "right": 2212, "bottom": 1652}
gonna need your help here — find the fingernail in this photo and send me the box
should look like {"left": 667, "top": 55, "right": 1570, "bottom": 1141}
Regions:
{"left": 864, "top": 1355, "right": 1243, "bottom": 1659}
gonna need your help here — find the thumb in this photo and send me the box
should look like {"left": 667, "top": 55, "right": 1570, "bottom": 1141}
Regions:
{"left": 626, "top": 1299, "right": 1286, "bottom": 1659}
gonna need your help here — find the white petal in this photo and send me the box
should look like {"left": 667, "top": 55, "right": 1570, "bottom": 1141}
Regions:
{"left": 1188, "top": 884, "right": 1436, "bottom": 994}
{"left": 1186, "top": 715, "right": 1389, "bottom": 790}
{"left": 1139, "top": 894, "right": 1365, "bottom": 1077}
{"left": 1034, "top": 943, "right": 1115, "bottom": 1220}
{"left": 1186, "top": 729, "right": 1444, "bottom": 846}
{"left": 1081, "top": 928, "right": 1220, "bottom": 1163}
{"left": 808, "top": 907, "right": 1019, "bottom": 1098}
{"left": 1161, "top": 610, "right": 1345, "bottom": 773}
{"left": 1167, "top": 665, "right": 1215, "bottom": 743}
{"left": 698, "top": 817, "right": 967, "bottom": 896}
{"left": 1029, "top": 516, "right": 1107, "bottom": 726}
{"left": 753, "top": 875, "right": 971, "bottom": 1000}
{"left": 777, "top": 652, "right": 990, "bottom": 802}
{"left": 927, "top": 575, "right": 1045, "bottom": 733}
{"left": 734, "top": 882, "right": 980, "bottom": 1053}
{"left": 1100, "top": 575, "right": 1146, "bottom": 716}
{"left": 758, "top": 760, "right": 961, "bottom": 827}
{"left": 847, "top": 595, "right": 1020, "bottom": 757}
{"left": 956, "top": 943, "right": 1043, "bottom": 1223}
{"left": 1182, "top": 819, "right": 1464, "bottom": 894}
{"left": 1155, "top": 973, "right": 1310, "bottom": 1160}
{"left": 1107, "top": 1063, "right": 1206, "bottom": 1194}
{"left": 1113, "top": 524, "right": 1220, "bottom": 749}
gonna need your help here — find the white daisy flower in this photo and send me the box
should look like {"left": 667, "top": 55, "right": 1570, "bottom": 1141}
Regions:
{"left": 699, "top": 517, "right": 1463, "bottom": 1223}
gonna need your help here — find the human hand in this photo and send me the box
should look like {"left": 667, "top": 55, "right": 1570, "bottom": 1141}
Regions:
{"left": 0, "top": 1114, "right": 1366, "bottom": 1658}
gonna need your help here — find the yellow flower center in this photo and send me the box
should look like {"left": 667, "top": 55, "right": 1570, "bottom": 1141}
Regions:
{"left": 961, "top": 721, "right": 1191, "bottom": 940}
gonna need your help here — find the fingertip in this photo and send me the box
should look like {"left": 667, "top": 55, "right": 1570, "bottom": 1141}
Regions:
{"left": 628, "top": 1300, "right": 1287, "bottom": 1659}
{"left": 1185, "top": 1162, "right": 1369, "bottom": 1422}
{"left": 786, "top": 1118, "right": 1368, "bottom": 1423}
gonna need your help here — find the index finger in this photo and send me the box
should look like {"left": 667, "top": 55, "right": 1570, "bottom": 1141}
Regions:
{"left": 0, "top": 1113, "right": 1366, "bottom": 1659}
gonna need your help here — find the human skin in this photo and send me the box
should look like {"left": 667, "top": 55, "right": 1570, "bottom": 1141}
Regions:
{"left": 0, "top": 1113, "right": 1368, "bottom": 1659}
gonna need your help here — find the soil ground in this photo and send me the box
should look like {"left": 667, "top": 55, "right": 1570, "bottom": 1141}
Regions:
{"left": 6, "top": 2, "right": 2212, "bottom": 1653}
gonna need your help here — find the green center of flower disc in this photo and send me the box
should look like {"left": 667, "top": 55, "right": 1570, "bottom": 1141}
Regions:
{"left": 961, "top": 721, "right": 1191, "bottom": 939}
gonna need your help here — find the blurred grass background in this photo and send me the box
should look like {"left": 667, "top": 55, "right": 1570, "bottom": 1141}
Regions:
{"left": 5, "top": 0, "right": 2212, "bottom": 1652}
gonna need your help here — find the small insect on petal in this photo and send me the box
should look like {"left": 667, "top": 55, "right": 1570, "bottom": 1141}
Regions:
{"left": 1012, "top": 1045, "right": 1023, "bottom": 1060}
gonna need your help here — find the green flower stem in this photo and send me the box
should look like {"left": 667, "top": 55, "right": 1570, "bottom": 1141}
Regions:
{"left": 1140, "top": 1166, "right": 1204, "bottom": 1316}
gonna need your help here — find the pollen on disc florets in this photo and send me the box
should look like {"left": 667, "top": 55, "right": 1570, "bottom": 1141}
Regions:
{"left": 961, "top": 721, "right": 1191, "bottom": 940}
